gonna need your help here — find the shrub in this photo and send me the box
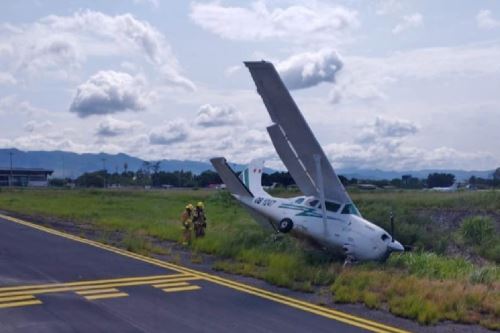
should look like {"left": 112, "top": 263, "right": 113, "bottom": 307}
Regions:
{"left": 460, "top": 216, "right": 495, "bottom": 244}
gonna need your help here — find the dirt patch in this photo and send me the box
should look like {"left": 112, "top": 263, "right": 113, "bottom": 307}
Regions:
{"left": 1, "top": 210, "right": 496, "bottom": 333}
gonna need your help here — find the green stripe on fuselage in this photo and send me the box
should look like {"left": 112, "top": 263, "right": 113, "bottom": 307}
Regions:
{"left": 278, "top": 204, "right": 340, "bottom": 221}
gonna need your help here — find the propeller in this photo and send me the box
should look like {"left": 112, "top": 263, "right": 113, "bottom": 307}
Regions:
{"left": 389, "top": 211, "right": 412, "bottom": 252}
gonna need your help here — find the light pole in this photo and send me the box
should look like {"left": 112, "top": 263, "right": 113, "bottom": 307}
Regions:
{"left": 9, "top": 151, "right": 13, "bottom": 187}
{"left": 101, "top": 158, "right": 107, "bottom": 188}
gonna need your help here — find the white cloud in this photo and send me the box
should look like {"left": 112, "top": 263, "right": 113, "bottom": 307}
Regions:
{"left": 0, "top": 10, "right": 194, "bottom": 89}
{"left": 0, "top": 95, "right": 47, "bottom": 116}
{"left": 17, "top": 37, "right": 82, "bottom": 79}
{"left": 96, "top": 117, "right": 142, "bottom": 137}
{"left": 149, "top": 119, "right": 190, "bottom": 145}
{"left": 133, "top": 0, "right": 159, "bottom": 8}
{"left": 190, "top": 1, "right": 359, "bottom": 45}
{"left": 277, "top": 49, "right": 343, "bottom": 90}
{"left": 194, "top": 104, "right": 242, "bottom": 127}
{"left": 1, "top": 131, "right": 87, "bottom": 153}
{"left": 24, "top": 120, "right": 53, "bottom": 133}
{"left": 392, "top": 13, "right": 423, "bottom": 34}
{"left": 69, "top": 71, "right": 150, "bottom": 117}
{"left": 333, "top": 43, "right": 500, "bottom": 104}
{"left": 476, "top": 9, "right": 500, "bottom": 29}
{"left": 224, "top": 65, "right": 242, "bottom": 77}
{"left": 325, "top": 141, "right": 495, "bottom": 171}
{"left": 356, "top": 117, "right": 418, "bottom": 144}
{"left": 375, "top": 0, "right": 402, "bottom": 16}
{"left": 319, "top": 116, "right": 496, "bottom": 171}
{"left": 0, "top": 72, "right": 16, "bottom": 85}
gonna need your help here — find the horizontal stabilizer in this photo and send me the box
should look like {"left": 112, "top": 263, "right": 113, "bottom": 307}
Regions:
{"left": 210, "top": 157, "right": 253, "bottom": 198}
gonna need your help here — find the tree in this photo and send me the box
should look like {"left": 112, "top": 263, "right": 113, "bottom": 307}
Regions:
{"left": 75, "top": 171, "right": 106, "bottom": 187}
{"left": 338, "top": 175, "right": 348, "bottom": 186}
{"left": 427, "top": 173, "right": 455, "bottom": 188}
{"left": 195, "top": 170, "right": 221, "bottom": 187}
{"left": 494, "top": 168, "right": 500, "bottom": 180}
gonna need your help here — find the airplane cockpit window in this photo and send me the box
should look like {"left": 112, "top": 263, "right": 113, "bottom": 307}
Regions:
{"left": 295, "top": 198, "right": 305, "bottom": 204}
{"left": 325, "top": 201, "right": 341, "bottom": 212}
{"left": 341, "top": 203, "right": 361, "bottom": 216}
{"left": 307, "top": 199, "right": 319, "bottom": 207}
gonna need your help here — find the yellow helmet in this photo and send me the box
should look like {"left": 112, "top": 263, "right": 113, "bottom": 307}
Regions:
{"left": 196, "top": 202, "right": 204, "bottom": 208}
{"left": 186, "top": 204, "right": 194, "bottom": 210}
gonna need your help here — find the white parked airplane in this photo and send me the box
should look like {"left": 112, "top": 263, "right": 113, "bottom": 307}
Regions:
{"left": 210, "top": 61, "right": 404, "bottom": 262}
{"left": 429, "top": 182, "right": 459, "bottom": 192}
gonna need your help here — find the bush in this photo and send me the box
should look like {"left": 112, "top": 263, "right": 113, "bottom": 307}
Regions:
{"left": 460, "top": 216, "right": 500, "bottom": 263}
{"left": 460, "top": 216, "right": 495, "bottom": 244}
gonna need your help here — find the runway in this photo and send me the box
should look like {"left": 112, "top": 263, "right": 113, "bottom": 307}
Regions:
{"left": 0, "top": 214, "right": 408, "bottom": 333}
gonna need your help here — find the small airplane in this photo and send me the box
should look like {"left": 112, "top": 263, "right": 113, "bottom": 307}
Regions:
{"left": 429, "top": 182, "right": 459, "bottom": 192}
{"left": 211, "top": 61, "right": 404, "bottom": 263}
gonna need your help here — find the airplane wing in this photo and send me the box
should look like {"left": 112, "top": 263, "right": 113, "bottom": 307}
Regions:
{"left": 266, "top": 124, "right": 317, "bottom": 196}
{"left": 244, "top": 61, "right": 351, "bottom": 205}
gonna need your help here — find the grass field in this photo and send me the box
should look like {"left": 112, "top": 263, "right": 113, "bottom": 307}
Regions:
{"left": 0, "top": 187, "right": 498, "bottom": 329}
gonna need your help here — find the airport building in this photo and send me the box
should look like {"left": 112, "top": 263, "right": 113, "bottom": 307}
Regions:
{"left": 0, "top": 167, "right": 53, "bottom": 187}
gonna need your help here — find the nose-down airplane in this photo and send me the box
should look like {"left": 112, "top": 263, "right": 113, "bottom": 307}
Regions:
{"left": 211, "top": 61, "right": 404, "bottom": 262}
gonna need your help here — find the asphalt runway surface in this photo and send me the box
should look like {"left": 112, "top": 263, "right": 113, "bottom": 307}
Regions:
{"left": 0, "top": 214, "right": 408, "bottom": 333}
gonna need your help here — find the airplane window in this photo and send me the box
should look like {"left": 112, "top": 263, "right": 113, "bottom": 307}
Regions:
{"left": 295, "top": 198, "right": 304, "bottom": 204}
{"left": 308, "top": 199, "right": 319, "bottom": 207}
{"left": 341, "top": 203, "right": 361, "bottom": 216}
{"left": 325, "top": 201, "right": 341, "bottom": 212}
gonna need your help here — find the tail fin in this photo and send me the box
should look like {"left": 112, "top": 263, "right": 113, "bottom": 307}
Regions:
{"left": 210, "top": 157, "right": 253, "bottom": 198}
{"left": 239, "top": 159, "right": 270, "bottom": 197}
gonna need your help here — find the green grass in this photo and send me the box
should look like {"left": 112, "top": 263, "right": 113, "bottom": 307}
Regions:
{"left": 0, "top": 187, "right": 498, "bottom": 328}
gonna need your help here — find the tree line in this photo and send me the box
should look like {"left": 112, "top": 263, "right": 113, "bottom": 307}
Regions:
{"left": 50, "top": 162, "right": 500, "bottom": 189}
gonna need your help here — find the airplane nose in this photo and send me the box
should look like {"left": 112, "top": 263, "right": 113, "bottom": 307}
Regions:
{"left": 387, "top": 240, "right": 404, "bottom": 252}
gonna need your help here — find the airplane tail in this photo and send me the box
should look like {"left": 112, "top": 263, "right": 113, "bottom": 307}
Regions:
{"left": 239, "top": 159, "right": 270, "bottom": 197}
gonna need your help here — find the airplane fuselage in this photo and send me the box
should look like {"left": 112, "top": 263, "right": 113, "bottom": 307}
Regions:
{"left": 234, "top": 194, "right": 404, "bottom": 261}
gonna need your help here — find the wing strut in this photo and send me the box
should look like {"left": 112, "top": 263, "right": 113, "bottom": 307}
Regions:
{"left": 314, "top": 154, "right": 328, "bottom": 236}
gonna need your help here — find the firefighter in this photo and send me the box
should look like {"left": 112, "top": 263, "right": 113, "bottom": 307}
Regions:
{"left": 193, "top": 201, "right": 207, "bottom": 238}
{"left": 181, "top": 204, "right": 194, "bottom": 245}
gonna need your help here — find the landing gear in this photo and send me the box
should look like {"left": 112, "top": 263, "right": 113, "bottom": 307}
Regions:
{"left": 278, "top": 218, "right": 293, "bottom": 233}
{"left": 271, "top": 233, "right": 284, "bottom": 242}
{"left": 343, "top": 255, "right": 357, "bottom": 267}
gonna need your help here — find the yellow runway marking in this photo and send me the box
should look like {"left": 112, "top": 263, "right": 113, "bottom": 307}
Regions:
{"left": 152, "top": 282, "right": 190, "bottom": 288}
{"left": 163, "top": 285, "right": 201, "bottom": 293}
{"left": 0, "top": 213, "right": 411, "bottom": 333}
{"left": 76, "top": 288, "right": 119, "bottom": 295}
{"left": 0, "top": 295, "right": 36, "bottom": 302}
{"left": 0, "top": 273, "right": 189, "bottom": 293}
{"left": 85, "top": 292, "right": 128, "bottom": 301}
{"left": 0, "top": 277, "right": 200, "bottom": 298}
{"left": 0, "top": 300, "right": 42, "bottom": 309}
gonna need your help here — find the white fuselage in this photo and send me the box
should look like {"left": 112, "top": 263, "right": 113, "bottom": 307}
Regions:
{"left": 235, "top": 194, "right": 404, "bottom": 261}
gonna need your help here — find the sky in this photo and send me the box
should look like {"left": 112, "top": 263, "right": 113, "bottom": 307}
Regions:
{"left": 0, "top": 0, "right": 499, "bottom": 171}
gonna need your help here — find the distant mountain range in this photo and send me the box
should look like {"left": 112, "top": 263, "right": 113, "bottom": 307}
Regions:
{"left": 0, "top": 148, "right": 495, "bottom": 180}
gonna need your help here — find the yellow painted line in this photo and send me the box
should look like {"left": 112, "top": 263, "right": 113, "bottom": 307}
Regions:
{"left": 0, "top": 295, "right": 36, "bottom": 302}
{"left": 0, "top": 273, "right": 189, "bottom": 293}
{"left": 0, "top": 277, "right": 200, "bottom": 298}
{"left": 0, "top": 300, "right": 42, "bottom": 309}
{"left": 0, "top": 213, "right": 410, "bottom": 333}
{"left": 163, "top": 285, "right": 201, "bottom": 293}
{"left": 152, "top": 282, "right": 190, "bottom": 288}
{"left": 85, "top": 292, "right": 128, "bottom": 301}
{"left": 76, "top": 288, "right": 119, "bottom": 295}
